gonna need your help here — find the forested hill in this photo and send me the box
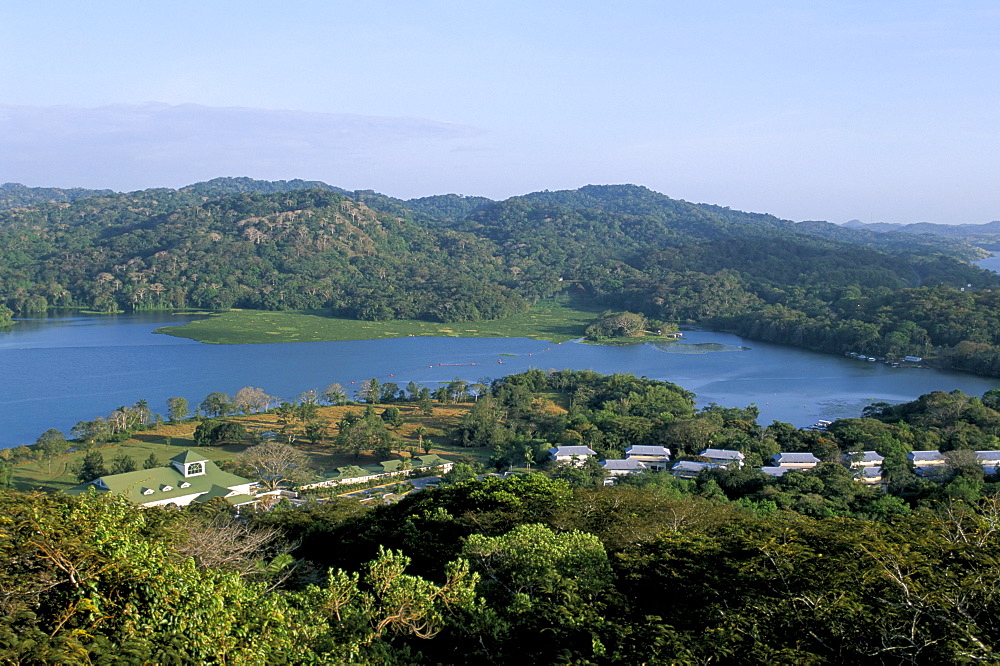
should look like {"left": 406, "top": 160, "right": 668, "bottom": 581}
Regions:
{"left": 3, "top": 178, "right": 1000, "bottom": 375}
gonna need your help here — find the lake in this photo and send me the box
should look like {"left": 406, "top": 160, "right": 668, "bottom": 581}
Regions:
{"left": 1, "top": 312, "right": 998, "bottom": 448}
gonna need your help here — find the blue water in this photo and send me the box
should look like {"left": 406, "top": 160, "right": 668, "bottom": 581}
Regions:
{"left": 1, "top": 313, "right": 998, "bottom": 448}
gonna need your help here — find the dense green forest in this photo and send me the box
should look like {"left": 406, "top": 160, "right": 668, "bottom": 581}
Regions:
{"left": 7, "top": 370, "right": 1000, "bottom": 663}
{"left": 3, "top": 178, "right": 1000, "bottom": 374}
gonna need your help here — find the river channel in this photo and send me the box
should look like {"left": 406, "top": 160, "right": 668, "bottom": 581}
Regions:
{"left": 1, "top": 312, "right": 998, "bottom": 449}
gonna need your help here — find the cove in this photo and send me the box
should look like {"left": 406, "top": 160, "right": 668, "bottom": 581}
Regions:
{"left": 1, "top": 312, "right": 998, "bottom": 449}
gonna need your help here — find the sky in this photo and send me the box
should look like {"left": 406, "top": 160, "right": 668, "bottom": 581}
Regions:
{"left": 1, "top": 1, "right": 999, "bottom": 224}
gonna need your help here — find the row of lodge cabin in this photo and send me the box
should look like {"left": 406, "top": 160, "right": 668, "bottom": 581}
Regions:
{"left": 909, "top": 449, "right": 1000, "bottom": 478}
{"left": 549, "top": 442, "right": 900, "bottom": 487}
{"left": 66, "top": 450, "right": 259, "bottom": 509}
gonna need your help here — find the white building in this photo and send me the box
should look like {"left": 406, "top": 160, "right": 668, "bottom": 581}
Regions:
{"left": 699, "top": 448, "right": 745, "bottom": 468}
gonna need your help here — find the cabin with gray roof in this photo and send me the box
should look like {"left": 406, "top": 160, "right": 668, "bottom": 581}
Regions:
{"left": 856, "top": 467, "right": 884, "bottom": 484}
{"left": 757, "top": 466, "right": 793, "bottom": 478}
{"left": 976, "top": 451, "right": 1000, "bottom": 466}
{"left": 772, "top": 452, "right": 821, "bottom": 468}
{"left": 671, "top": 460, "right": 720, "bottom": 479}
{"left": 601, "top": 458, "right": 648, "bottom": 476}
{"left": 549, "top": 445, "right": 597, "bottom": 466}
{"left": 844, "top": 451, "right": 884, "bottom": 467}
{"left": 624, "top": 445, "right": 672, "bottom": 470}
{"left": 908, "top": 450, "right": 946, "bottom": 466}
{"left": 699, "top": 448, "right": 745, "bottom": 468}
{"left": 66, "top": 450, "right": 256, "bottom": 508}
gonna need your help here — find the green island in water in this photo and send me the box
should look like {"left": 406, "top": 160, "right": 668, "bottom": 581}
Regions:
{"left": 158, "top": 300, "right": 610, "bottom": 345}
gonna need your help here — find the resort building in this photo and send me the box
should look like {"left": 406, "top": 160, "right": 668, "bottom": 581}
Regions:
{"left": 771, "top": 452, "right": 821, "bottom": 469}
{"left": 548, "top": 445, "right": 597, "bottom": 465}
{"left": 757, "top": 466, "right": 793, "bottom": 478}
{"left": 671, "top": 460, "right": 720, "bottom": 479}
{"left": 908, "top": 451, "right": 947, "bottom": 466}
{"left": 844, "top": 451, "right": 884, "bottom": 468}
{"left": 624, "top": 445, "right": 672, "bottom": 470}
{"left": 66, "top": 450, "right": 257, "bottom": 509}
{"left": 856, "top": 467, "right": 884, "bottom": 485}
{"left": 601, "top": 458, "right": 649, "bottom": 477}
{"left": 699, "top": 448, "right": 745, "bottom": 468}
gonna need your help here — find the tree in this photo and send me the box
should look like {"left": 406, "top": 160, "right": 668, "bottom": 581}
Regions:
{"left": 175, "top": 513, "right": 292, "bottom": 582}
{"left": 439, "top": 462, "right": 480, "bottom": 485}
{"left": 447, "top": 377, "right": 469, "bottom": 402}
{"left": 166, "top": 396, "right": 189, "bottom": 423}
{"left": 73, "top": 450, "right": 108, "bottom": 483}
{"left": 297, "top": 389, "right": 319, "bottom": 405}
{"left": 380, "top": 382, "right": 400, "bottom": 402}
{"left": 356, "top": 378, "right": 381, "bottom": 404}
{"left": 303, "top": 419, "right": 330, "bottom": 446}
{"left": 35, "top": 429, "right": 68, "bottom": 473}
{"left": 71, "top": 418, "right": 113, "bottom": 447}
{"left": 273, "top": 402, "right": 297, "bottom": 426}
{"left": 322, "top": 382, "right": 347, "bottom": 405}
{"left": 200, "top": 392, "right": 232, "bottom": 418}
{"left": 295, "top": 401, "right": 320, "bottom": 423}
{"left": 233, "top": 386, "right": 272, "bottom": 414}
{"left": 233, "top": 442, "right": 315, "bottom": 491}
{"left": 337, "top": 418, "right": 395, "bottom": 460}
{"left": 585, "top": 311, "right": 648, "bottom": 339}
{"left": 415, "top": 426, "right": 430, "bottom": 454}
{"left": 380, "top": 406, "right": 403, "bottom": 428}
{"left": 142, "top": 453, "right": 161, "bottom": 470}
{"left": 462, "top": 523, "right": 613, "bottom": 629}
{"left": 131, "top": 399, "right": 152, "bottom": 429}
{"left": 193, "top": 419, "right": 248, "bottom": 446}
{"left": 110, "top": 454, "right": 137, "bottom": 475}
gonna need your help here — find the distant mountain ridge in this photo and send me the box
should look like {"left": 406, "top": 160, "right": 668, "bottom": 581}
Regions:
{"left": 844, "top": 218, "right": 1000, "bottom": 239}
{"left": 0, "top": 182, "right": 116, "bottom": 209}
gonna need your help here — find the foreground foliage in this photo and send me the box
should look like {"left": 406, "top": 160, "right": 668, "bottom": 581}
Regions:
{"left": 0, "top": 492, "right": 478, "bottom": 664}
{"left": 7, "top": 479, "right": 1000, "bottom": 664}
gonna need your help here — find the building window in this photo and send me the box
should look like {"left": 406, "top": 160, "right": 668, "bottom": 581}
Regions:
{"left": 186, "top": 462, "right": 204, "bottom": 476}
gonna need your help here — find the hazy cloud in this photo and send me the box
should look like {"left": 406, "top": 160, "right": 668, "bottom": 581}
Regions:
{"left": 0, "top": 103, "right": 483, "bottom": 191}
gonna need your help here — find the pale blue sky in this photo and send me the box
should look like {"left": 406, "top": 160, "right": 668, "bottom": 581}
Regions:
{"left": 2, "top": 1, "right": 998, "bottom": 223}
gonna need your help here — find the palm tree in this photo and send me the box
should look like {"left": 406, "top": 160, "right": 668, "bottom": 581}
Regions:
{"left": 415, "top": 426, "right": 430, "bottom": 454}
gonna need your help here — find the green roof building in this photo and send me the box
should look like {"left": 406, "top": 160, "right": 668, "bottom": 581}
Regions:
{"left": 66, "top": 450, "right": 257, "bottom": 508}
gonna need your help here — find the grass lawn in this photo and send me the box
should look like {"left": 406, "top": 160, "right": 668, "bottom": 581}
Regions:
{"left": 12, "top": 402, "right": 487, "bottom": 493}
{"left": 155, "top": 298, "right": 604, "bottom": 345}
